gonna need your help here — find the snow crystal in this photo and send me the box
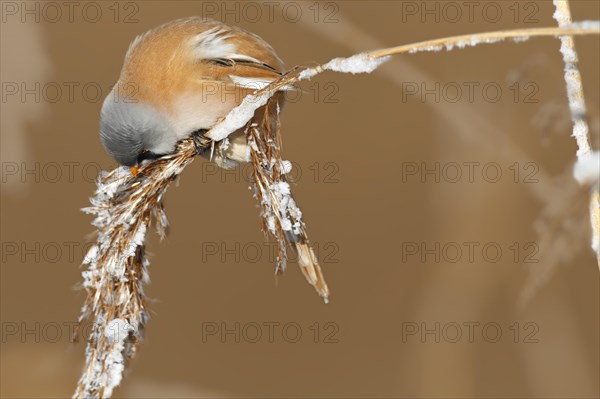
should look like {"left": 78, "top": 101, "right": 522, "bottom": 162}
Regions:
{"left": 94, "top": 318, "right": 133, "bottom": 398}
{"left": 207, "top": 91, "right": 272, "bottom": 141}
{"left": 102, "top": 348, "right": 125, "bottom": 398}
{"left": 559, "top": 41, "right": 577, "bottom": 63}
{"left": 83, "top": 245, "right": 99, "bottom": 265}
{"left": 322, "top": 53, "right": 390, "bottom": 74}
{"left": 409, "top": 45, "right": 443, "bottom": 53}
{"left": 219, "top": 137, "right": 230, "bottom": 151}
{"left": 574, "top": 151, "right": 599, "bottom": 185}
{"left": 249, "top": 138, "right": 259, "bottom": 152}
{"left": 553, "top": 4, "right": 594, "bottom": 159}
{"left": 280, "top": 217, "right": 292, "bottom": 231}
{"left": 266, "top": 215, "right": 276, "bottom": 233}
{"left": 81, "top": 270, "right": 94, "bottom": 288}
{"left": 280, "top": 160, "right": 293, "bottom": 174}
{"left": 567, "top": 20, "right": 600, "bottom": 30}
{"left": 552, "top": 1, "right": 570, "bottom": 26}
{"left": 298, "top": 68, "right": 320, "bottom": 80}
{"left": 274, "top": 181, "right": 291, "bottom": 196}
{"left": 131, "top": 223, "right": 147, "bottom": 247}
{"left": 105, "top": 318, "right": 132, "bottom": 343}
{"left": 292, "top": 220, "right": 302, "bottom": 236}
{"left": 300, "top": 53, "right": 390, "bottom": 80}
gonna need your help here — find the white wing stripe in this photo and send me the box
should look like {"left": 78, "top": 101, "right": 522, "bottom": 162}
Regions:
{"left": 229, "top": 75, "right": 295, "bottom": 91}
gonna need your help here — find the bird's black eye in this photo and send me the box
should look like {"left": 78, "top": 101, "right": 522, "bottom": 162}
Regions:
{"left": 136, "top": 150, "right": 159, "bottom": 164}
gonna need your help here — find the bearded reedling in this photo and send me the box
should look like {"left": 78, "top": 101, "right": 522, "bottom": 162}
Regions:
{"left": 99, "top": 17, "right": 329, "bottom": 299}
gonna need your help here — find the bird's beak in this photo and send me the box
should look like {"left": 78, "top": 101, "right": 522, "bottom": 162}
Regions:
{"left": 130, "top": 166, "right": 139, "bottom": 177}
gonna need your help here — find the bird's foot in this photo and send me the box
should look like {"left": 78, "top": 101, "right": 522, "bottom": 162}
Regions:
{"left": 191, "top": 129, "right": 212, "bottom": 155}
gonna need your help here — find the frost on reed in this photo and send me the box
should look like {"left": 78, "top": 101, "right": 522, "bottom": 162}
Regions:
{"left": 518, "top": 5, "right": 600, "bottom": 305}
{"left": 74, "top": 23, "right": 600, "bottom": 398}
{"left": 74, "top": 139, "right": 198, "bottom": 398}
{"left": 552, "top": 0, "right": 600, "bottom": 267}
{"left": 245, "top": 94, "right": 330, "bottom": 299}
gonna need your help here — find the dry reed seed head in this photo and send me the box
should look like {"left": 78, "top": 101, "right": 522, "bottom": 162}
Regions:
{"left": 243, "top": 96, "right": 330, "bottom": 301}
{"left": 75, "top": 94, "right": 332, "bottom": 397}
{"left": 75, "top": 140, "right": 200, "bottom": 398}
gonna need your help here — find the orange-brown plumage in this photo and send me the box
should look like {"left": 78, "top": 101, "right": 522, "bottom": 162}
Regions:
{"left": 117, "top": 17, "right": 283, "bottom": 112}
{"left": 101, "top": 17, "right": 286, "bottom": 167}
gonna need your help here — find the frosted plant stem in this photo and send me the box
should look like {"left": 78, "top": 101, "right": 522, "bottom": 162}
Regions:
{"left": 553, "top": 1, "right": 599, "bottom": 266}
{"left": 367, "top": 24, "right": 600, "bottom": 58}
{"left": 553, "top": 1, "right": 592, "bottom": 156}
{"left": 208, "top": 24, "right": 600, "bottom": 142}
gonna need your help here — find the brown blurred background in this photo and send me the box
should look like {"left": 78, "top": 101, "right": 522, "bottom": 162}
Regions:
{"left": 1, "top": 1, "right": 599, "bottom": 398}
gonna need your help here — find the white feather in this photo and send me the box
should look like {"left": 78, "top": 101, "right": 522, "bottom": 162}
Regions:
{"left": 229, "top": 75, "right": 296, "bottom": 91}
{"left": 228, "top": 75, "right": 276, "bottom": 90}
{"left": 191, "top": 27, "right": 266, "bottom": 64}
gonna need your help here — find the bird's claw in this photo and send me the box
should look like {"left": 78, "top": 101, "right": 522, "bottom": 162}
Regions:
{"left": 191, "top": 129, "right": 211, "bottom": 155}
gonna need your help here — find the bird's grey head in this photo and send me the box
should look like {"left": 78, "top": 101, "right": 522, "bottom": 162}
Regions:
{"left": 100, "top": 93, "right": 173, "bottom": 166}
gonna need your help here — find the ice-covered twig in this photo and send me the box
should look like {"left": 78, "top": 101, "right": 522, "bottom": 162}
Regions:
{"left": 553, "top": 2, "right": 592, "bottom": 157}
{"left": 368, "top": 22, "right": 599, "bottom": 58}
{"left": 573, "top": 151, "right": 600, "bottom": 268}
{"left": 552, "top": 1, "right": 599, "bottom": 267}
{"left": 574, "top": 151, "right": 600, "bottom": 186}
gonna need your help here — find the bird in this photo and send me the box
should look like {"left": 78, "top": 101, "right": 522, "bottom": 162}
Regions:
{"left": 99, "top": 17, "right": 329, "bottom": 300}
{"left": 99, "top": 17, "right": 286, "bottom": 175}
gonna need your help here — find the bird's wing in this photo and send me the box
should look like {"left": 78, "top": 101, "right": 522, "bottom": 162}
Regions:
{"left": 190, "top": 22, "right": 293, "bottom": 91}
